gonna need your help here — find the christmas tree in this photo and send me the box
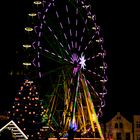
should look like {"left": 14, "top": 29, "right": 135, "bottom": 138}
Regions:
{"left": 9, "top": 78, "right": 44, "bottom": 140}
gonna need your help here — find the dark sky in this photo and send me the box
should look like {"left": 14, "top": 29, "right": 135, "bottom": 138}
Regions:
{"left": 0, "top": 0, "right": 140, "bottom": 121}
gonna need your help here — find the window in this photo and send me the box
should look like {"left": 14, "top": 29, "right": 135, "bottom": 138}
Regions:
{"left": 136, "top": 120, "right": 140, "bottom": 128}
{"left": 136, "top": 135, "right": 140, "bottom": 140}
{"left": 120, "top": 122, "right": 123, "bottom": 128}
{"left": 126, "top": 133, "right": 130, "bottom": 140}
{"left": 117, "top": 116, "right": 121, "bottom": 120}
{"left": 116, "top": 132, "right": 122, "bottom": 140}
{"left": 115, "top": 123, "right": 118, "bottom": 128}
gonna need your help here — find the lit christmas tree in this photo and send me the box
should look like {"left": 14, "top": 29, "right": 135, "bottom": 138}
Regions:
{"left": 9, "top": 78, "right": 44, "bottom": 140}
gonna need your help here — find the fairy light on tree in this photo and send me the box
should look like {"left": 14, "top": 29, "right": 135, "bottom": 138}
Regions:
{"left": 8, "top": 79, "right": 44, "bottom": 140}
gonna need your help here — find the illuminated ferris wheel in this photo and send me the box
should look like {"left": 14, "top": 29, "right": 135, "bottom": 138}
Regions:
{"left": 22, "top": 0, "right": 107, "bottom": 138}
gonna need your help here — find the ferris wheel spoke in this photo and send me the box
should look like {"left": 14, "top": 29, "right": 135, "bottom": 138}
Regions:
{"left": 86, "top": 52, "right": 103, "bottom": 61}
{"left": 87, "top": 69, "right": 102, "bottom": 79}
{"left": 44, "top": 0, "right": 55, "bottom": 13}
{"left": 80, "top": 22, "right": 86, "bottom": 44}
{"left": 81, "top": 73, "right": 102, "bottom": 98}
{"left": 42, "top": 8, "right": 72, "bottom": 59}
{"left": 86, "top": 79, "right": 101, "bottom": 98}
{"left": 53, "top": 4, "right": 72, "bottom": 51}
{"left": 85, "top": 78, "right": 104, "bottom": 113}
{"left": 74, "top": 0, "right": 79, "bottom": 49}
{"left": 47, "top": 25, "right": 69, "bottom": 55}
{"left": 65, "top": 4, "right": 73, "bottom": 43}
{"left": 84, "top": 35, "right": 95, "bottom": 51}
{"left": 41, "top": 47, "right": 70, "bottom": 64}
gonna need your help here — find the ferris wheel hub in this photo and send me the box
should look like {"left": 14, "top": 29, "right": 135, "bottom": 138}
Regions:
{"left": 71, "top": 53, "right": 86, "bottom": 75}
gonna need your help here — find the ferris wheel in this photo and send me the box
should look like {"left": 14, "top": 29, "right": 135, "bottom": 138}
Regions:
{"left": 22, "top": 0, "right": 107, "bottom": 138}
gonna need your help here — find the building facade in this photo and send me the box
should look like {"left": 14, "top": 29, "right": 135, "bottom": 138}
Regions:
{"left": 133, "top": 115, "right": 140, "bottom": 140}
{"left": 105, "top": 112, "right": 133, "bottom": 140}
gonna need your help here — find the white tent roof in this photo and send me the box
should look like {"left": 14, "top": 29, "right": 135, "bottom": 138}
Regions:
{"left": 0, "top": 120, "right": 28, "bottom": 139}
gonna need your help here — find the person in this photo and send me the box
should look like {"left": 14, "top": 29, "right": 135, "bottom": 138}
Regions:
{"left": 76, "top": 129, "right": 81, "bottom": 138}
{"left": 68, "top": 127, "right": 76, "bottom": 140}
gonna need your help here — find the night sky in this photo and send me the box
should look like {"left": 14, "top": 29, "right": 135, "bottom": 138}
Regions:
{"left": 0, "top": 0, "right": 140, "bottom": 122}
